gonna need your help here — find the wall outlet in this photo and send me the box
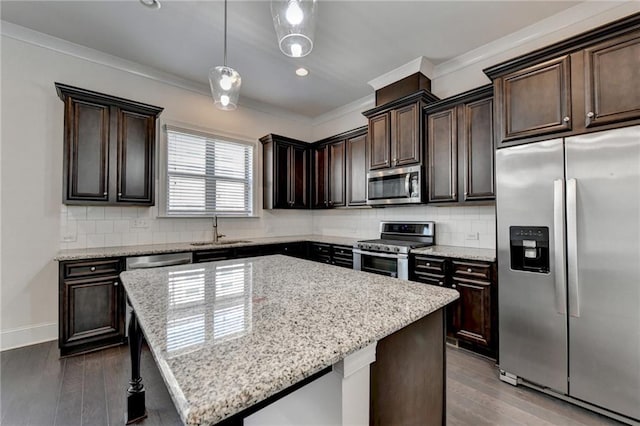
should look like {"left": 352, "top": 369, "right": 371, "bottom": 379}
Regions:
{"left": 133, "top": 219, "right": 150, "bottom": 228}
{"left": 466, "top": 232, "right": 479, "bottom": 241}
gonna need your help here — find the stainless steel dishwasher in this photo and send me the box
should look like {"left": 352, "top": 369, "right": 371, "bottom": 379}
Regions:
{"left": 124, "top": 252, "right": 193, "bottom": 335}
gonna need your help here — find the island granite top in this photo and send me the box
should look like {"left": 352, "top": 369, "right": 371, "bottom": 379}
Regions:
{"left": 120, "top": 255, "right": 459, "bottom": 425}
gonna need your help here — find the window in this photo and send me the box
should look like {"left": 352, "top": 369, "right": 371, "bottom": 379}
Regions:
{"left": 164, "top": 126, "right": 254, "bottom": 216}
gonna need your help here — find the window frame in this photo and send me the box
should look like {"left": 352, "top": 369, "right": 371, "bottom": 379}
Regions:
{"left": 159, "top": 123, "right": 258, "bottom": 218}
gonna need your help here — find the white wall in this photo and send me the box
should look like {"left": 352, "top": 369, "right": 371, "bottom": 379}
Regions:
{"left": 0, "top": 35, "right": 313, "bottom": 350}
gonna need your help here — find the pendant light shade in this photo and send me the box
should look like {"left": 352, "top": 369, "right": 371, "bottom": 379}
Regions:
{"left": 209, "top": 66, "right": 241, "bottom": 110}
{"left": 210, "top": 0, "right": 241, "bottom": 110}
{"left": 271, "top": 0, "right": 317, "bottom": 58}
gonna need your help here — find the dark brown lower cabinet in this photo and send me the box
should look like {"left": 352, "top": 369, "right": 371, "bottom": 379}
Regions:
{"left": 59, "top": 258, "right": 126, "bottom": 357}
{"left": 411, "top": 254, "right": 497, "bottom": 358}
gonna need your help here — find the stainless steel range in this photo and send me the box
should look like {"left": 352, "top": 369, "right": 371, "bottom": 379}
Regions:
{"left": 353, "top": 221, "right": 435, "bottom": 279}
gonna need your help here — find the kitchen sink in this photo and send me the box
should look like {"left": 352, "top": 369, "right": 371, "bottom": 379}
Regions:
{"left": 190, "top": 240, "right": 252, "bottom": 246}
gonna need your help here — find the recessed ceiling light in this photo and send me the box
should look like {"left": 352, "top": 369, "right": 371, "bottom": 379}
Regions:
{"left": 296, "top": 67, "right": 309, "bottom": 77}
{"left": 139, "top": 0, "right": 161, "bottom": 10}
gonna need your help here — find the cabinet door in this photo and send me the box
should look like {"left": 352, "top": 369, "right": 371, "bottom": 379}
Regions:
{"left": 117, "top": 110, "right": 155, "bottom": 205}
{"left": 273, "top": 142, "right": 291, "bottom": 208}
{"left": 64, "top": 98, "right": 110, "bottom": 203}
{"left": 290, "top": 145, "right": 309, "bottom": 208}
{"left": 583, "top": 33, "right": 640, "bottom": 128}
{"left": 313, "top": 145, "right": 328, "bottom": 208}
{"left": 369, "top": 113, "right": 391, "bottom": 170}
{"left": 462, "top": 98, "right": 495, "bottom": 200}
{"left": 500, "top": 55, "right": 571, "bottom": 142}
{"left": 328, "top": 141, "right": 346, "bottom": 207}
{"left": 392, "top": 102, "right": 420, "bottom": 166}
{"left": 346, "top": 133, "right": 367, "bottom": 206}
{"left": 428, "top": 108, "right": 458, "bottom": 202}
{"left": 451, "top": 277, "right": 492, "bottom": 347}
{"left": 61, "top": 276, "right": 122, "bottom": 346}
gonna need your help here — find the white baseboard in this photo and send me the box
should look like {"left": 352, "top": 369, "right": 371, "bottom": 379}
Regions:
{"left": 0, "top": 322, "right": 57, "bottom": 351}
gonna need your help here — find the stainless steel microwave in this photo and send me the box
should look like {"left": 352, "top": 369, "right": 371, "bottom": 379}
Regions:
{"left": 366, "top": 165, "right": 422, "bottom": 206}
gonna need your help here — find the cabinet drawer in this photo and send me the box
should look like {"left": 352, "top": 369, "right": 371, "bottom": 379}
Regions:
{"left": 310, "top": 243, "right": 332, "bottom": 263}
{"left": 452, "top": 260, "right": 491, "bottom": 280}
{"left": 413, "top": 271, "right": 447, "bottom": 287}
{"left": 63, "top": 259, "right": 122, "bottom": 279}
{"left": 332, "top": 245, "right": 353, "bottom": 261}
{"left": 193, "top": 249, "right": 234, "bottom": 263}
{"left": 414, "top": 256, "right": 446, "bottom": 274}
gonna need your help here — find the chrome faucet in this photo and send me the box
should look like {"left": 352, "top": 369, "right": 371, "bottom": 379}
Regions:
{"left": 212, "top": 216, "right": 225, "bottom": 244}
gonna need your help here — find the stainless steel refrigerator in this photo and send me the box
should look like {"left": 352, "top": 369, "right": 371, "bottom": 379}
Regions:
{"left": 496, "top": 125, "right": 640, "bottom": 423}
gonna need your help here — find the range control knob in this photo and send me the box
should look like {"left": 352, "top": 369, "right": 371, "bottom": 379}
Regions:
{"left": 384, "top": 246, "right": 390, "bottom": 252}
{"left": 394, "top": 247, "right": 400, "bottom": 252}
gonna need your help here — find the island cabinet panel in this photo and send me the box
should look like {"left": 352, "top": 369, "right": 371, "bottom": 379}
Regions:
{"left": 260, "top": 134, "right": 310, "bottom": 209}
{"left": 371, "top": 309, "right": 444, "bottom": 426}
{"left": 583, "top": 32, "right": 640, "bottom": 128}
{"left": 346, "top": 131, "right": 368, "bottom": 206}
{"left": 56, "top": 83, "right": 163, "bottom": 206}
{"left": 411, "top": 254, "right": 497, "bottom": 358}
{"left": 485, "top": 14, "right": 640, "bottom": 147}
{"left": 59, "top": 258, "right": 126, "bottom": 357}
{"left": 424, "top": 85, "right": 495, "bottom": 204}
{"left": 368, "top": 114, "right": 391, "bottom": 170}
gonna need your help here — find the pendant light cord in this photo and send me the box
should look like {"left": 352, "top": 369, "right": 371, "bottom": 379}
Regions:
{"left": 223, "top": 0, "right": 228, "bottom": 67}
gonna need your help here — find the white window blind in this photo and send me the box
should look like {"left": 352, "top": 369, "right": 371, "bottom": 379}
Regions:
{"left": 165, "top": 127, "right": 253, "bottom": 216}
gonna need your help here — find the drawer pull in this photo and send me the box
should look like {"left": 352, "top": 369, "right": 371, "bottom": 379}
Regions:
{"left": 587, "top": 111, "right": 594, "bottom": 118}
{"left": 467, "top": 268, "right": 473, "bottom": 273}
{"left": 426, "top": 262, "right": 431, "bottom": 267}
{"left": 90, "top": 266, "right": 96, "bottom": 272}
{"left": 113, "top": 282, "right": 118, "bottom": 286}
{"left": 563, "top": 116, "right": 570, "bottom": 123}
{"left": 438, "top": 281, "right": 443, "bottom": 286}
{"left": 452, "top": 284, "right": 457, "bottom": 289}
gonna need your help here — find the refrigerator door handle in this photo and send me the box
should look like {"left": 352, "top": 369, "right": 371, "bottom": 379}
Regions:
{"left": 567, "top": 178, "right": 580, "bottom": 317}
{"left": 553, "top": 179, "right": 567, "bottom": 315}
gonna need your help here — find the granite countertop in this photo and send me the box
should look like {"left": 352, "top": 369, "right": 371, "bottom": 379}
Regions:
{"left": 120, "top": 255, "right": 459, "bottom": 425}
{"left": 411, "top": 245, "right": 496, "bottom": 262}
{"left": 54, "top": 235, "right": 359, "bottom": 261}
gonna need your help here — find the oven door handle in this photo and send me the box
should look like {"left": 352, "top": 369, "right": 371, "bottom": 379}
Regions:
{"left": 352, "top": 249, "right": 406, "bottom": 259}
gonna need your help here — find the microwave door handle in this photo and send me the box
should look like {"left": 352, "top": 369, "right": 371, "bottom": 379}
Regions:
{"left": 405, "top": 174, "right": 411, "bottom": 196}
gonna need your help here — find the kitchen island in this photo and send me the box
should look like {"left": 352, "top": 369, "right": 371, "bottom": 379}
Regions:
{"left": 120, "top": 255, "right": 458, "bottom": 425}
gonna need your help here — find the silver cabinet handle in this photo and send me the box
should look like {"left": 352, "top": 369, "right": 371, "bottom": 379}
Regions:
{"left": 90, "top": 266, "right": 96, "bottom": 272}
{"left": 438, "top": 281, "right": 443, "bottom": 286}
{"left": 118, "top": 192, "right": 122, "bottom": 196}
{"left": 113, "top": 282, "right": 119, "bottom": 286}
{"left": 563, "top": 116, "right": 570, "bottom": 122}
{"left": 426, "top": 262, "right": 431, "bottom": 267}
{"left": 103, "top": 192, "right": 107, "bottom": 196}
{"left": 566, "top": 178, "right": 580, "bottom": 317}
{"left": 467, "top": 268, "right": 473, "bottom": 273}
{"left": 586, "top": 112, "right": 594, "bottom": 118}
{"left": 553, "top": 179, "right": 567, "bottom": 315}
{"left": 452, "top": 284, "right": 457, "bottom": 289}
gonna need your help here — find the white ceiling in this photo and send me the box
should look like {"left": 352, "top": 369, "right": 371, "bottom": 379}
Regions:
{"left": 1, "top": 1, "right": 580, "bottom": 117}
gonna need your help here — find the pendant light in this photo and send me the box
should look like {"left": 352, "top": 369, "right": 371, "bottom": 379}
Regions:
{"left": 271, "top": 0, "right": 317, "bottom": 58}
{"left": 209, "top": 0, "right": 241, "bottom": 110}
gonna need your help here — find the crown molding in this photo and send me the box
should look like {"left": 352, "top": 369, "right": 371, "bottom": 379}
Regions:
{"left": 432, "top": 1, "right": 640, "bottom": 80}
{"left": 367, "top": 56, "right": 435, "bottom": 91}
{"left": 0, "top": 20, "right": 313, "bottom": 124}
{"left": 311, "top": 94, "right": 374, "bottom": 127}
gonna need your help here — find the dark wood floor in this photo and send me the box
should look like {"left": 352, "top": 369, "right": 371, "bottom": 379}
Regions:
{"left": 1, "top": 341, "right": 621, "bottom": 426}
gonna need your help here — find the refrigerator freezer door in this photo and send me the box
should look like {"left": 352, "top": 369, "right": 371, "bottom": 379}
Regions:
{"left": 565, "top": 126, "right": 640, "bottom": 420}
{"left": 496, "top": 139, "right": 568, "bottom": 393}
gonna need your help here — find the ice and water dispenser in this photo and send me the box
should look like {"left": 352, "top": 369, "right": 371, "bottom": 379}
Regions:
{"left": 509, "top": 226, "right": 550, "bottom": 273}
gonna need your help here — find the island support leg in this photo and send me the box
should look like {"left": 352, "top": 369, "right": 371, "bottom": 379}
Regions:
{"left": 126, "top": 307, "right": 147, "bottom": 424}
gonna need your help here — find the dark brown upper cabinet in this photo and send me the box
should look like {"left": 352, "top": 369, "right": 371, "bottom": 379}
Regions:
{"left": 583, "top": 31, "right": 640, "bottom": 128}
{"left": 424, "top": 85, "right": 495, "bottom": 205}
{"left": 260, "top": 134, "right": 310, "bottom": 209}
{"left": 346, "top": 129, "right": 368, "bottom": 206}
{"left": 363, "top": 91, "right": 439, "bottom": 171}
{"left": 56, "top": 83, "right": 162, "bottom": 206}
{"left": 485, "top": 13, "right": 640, "bottom": 148}
{"left": 313, "top": 127, "right": 366, "bottom": 209}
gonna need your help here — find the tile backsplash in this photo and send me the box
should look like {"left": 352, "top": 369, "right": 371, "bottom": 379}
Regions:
{"left": 59, "top": 204, "right": 495, "bottom": 250}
